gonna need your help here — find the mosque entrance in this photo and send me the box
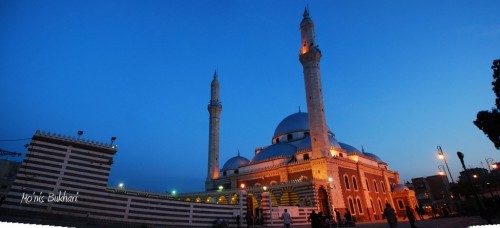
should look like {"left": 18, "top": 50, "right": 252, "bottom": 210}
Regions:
{"left": 318, "top": 187, "right": 330, "bottom": 215}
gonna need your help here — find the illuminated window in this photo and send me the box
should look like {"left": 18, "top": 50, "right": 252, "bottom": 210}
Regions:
{"left": 397, "top": 200, "right": 404, "bottom": 210}
{"left": 344, "top": 175, "right": 350, "bottom": 190}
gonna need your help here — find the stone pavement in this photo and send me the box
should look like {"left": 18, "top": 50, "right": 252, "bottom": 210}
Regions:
{"left": 348, "top": 216, "right": 496, "bottom": 228}
{"left": 259, "top": 216, "right": 500, "bottom": 228}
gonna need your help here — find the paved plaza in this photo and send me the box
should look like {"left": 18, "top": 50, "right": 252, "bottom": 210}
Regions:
{"left": 340, "top": 216, "right": 497, "bottom": 228}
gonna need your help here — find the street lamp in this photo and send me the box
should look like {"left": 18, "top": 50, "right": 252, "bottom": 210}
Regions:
{"left": 118, "top": 182, "right": 124, "bottom": 188}
{"left": 437, "top": 146, "right": 455, "bottom": 183}
{"left": 438, "top": 165, "right": 446, "bottom": 176}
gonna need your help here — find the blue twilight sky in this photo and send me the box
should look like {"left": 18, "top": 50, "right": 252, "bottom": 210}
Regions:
{"left": 1, "top": 0, "right": 500, "bottom": 193}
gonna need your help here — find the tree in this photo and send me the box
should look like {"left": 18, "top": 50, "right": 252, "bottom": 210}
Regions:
{"left": 474, "top": 59, "right": 500, "bottom": 149}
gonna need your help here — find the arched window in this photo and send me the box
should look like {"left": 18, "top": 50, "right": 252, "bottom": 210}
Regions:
{"left": 303, "top": 154, "right": 310, "bottom": 161}
{"left": 378, "top": 199, "right": 383, "bottom": 212}
{"left": 373, "top": 180, "right": 379, "bottom": 193}
{"left": 356, "top": 198, "right": 363, "bottom": 214}
{"left": 287, "top": 134, "right": 293, "bottom": 141}
{"left": 352, "top": 176, "right": 358, "bottom": 190}
{"left": 344, "top": 175, "right": 350, "bottom": 190}
{"left": 348, "top": 198, "right": 356, "bottom": 214}
{"left": 397, "top": 200, "right": 405, "bottom": 210}
{"left": 366, "top": 179, "right": 370, "bottom": 191}
{"left": 276, "top": 138, "right": 280, "bottom": 144}
{"left": 381, "top": 181, "right": 386, "bottom": 193}
{"left": 370, "top": 198, "right": 375, "bottom": 213}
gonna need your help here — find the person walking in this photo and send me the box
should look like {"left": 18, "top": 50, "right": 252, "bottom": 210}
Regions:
{"left": 405, "top": 206, "right": 417, "bottom": 228}
{"left": 280, "top": 209, "right": 293, "bottom": 228}
{"left": 307, "top": 210, "right": 318, "bottom": 228}
{"left": 345, "top": 210, "right": 352, "bottom": 222}
{"left": 383, "top": 203, "right": 397, "bottom": 228}
{"left": 334, "top": 209, "right": 341, "bottom": 224}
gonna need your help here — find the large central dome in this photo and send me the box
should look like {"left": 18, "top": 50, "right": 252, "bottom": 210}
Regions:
{"left": 273, "top": 112, "right": 331, "bottom": 137}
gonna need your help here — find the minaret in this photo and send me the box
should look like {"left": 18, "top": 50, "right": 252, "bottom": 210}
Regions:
{"left": 206, "top": 70, "right": 222, "bottom": 191}
{"left": 299, "top": 8, "right": 331, "bottom": 159}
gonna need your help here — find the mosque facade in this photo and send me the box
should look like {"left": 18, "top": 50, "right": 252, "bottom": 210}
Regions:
{"left": 204, "top": 9, "right": 417, "bottom": 222}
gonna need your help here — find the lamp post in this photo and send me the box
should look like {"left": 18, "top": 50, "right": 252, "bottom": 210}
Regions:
{"left": 437, "top": 146, "right": 455, "bottom": 183}
{"left": 457, "top": 151, "right": 492, "bottom": 224}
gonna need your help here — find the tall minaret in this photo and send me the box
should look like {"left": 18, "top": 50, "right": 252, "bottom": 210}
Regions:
{"left": 299, "top": 8, "right": 331, "bottom": 159}
{"left": 206, "top": 71, "right": 222, "bottom": 191}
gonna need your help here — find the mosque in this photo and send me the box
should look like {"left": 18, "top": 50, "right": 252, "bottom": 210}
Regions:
{"left": 203, "top": 9, "right": 417, "bottom": 222}
{"left": 1, "top": 9, "right": 417, "bottom": 226}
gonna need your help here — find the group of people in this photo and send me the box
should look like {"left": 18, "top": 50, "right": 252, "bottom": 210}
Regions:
{"left": 276, "top": 204, "right": 424, "bottom": 228}
{"left": 383, "top": 203, "right": 422, "bottom": 228}
{"left": 305, "top": 209, "right": 355, "bottom": 227}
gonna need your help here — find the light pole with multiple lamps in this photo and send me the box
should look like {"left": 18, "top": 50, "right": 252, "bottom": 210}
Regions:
{"left": 437, "top": 146, "right": 455, "bottom": 183}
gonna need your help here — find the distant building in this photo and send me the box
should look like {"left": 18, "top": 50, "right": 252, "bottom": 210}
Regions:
{"left": 411, "top": 175, "right": 449, "bottom": 206}
{"left": 0, "top": 159, "right": 20, "bottom": 198}
{"left": 458, "top": 168, "right": 488, "bottom": 183}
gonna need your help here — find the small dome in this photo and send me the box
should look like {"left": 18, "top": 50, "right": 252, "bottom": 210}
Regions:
{"left": 393, "top": 184, "right": 409, "bottom": 193}
{"left": 222, "top": 155, "right": 249, "bottom": 171}
{"left": 273, "top": 112, "right": 331, "bottom": 138}
{"left": 339, "top": 143, "right": 361, "bottom": 154}
{"left": 296, "top": 135, "right": 341, "bottom": 151}
{"left": 251, "top": 144, "right": 297, "bottom": 163}
{"left": 364, "top": 152, "right": 384, "bottom": 163}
